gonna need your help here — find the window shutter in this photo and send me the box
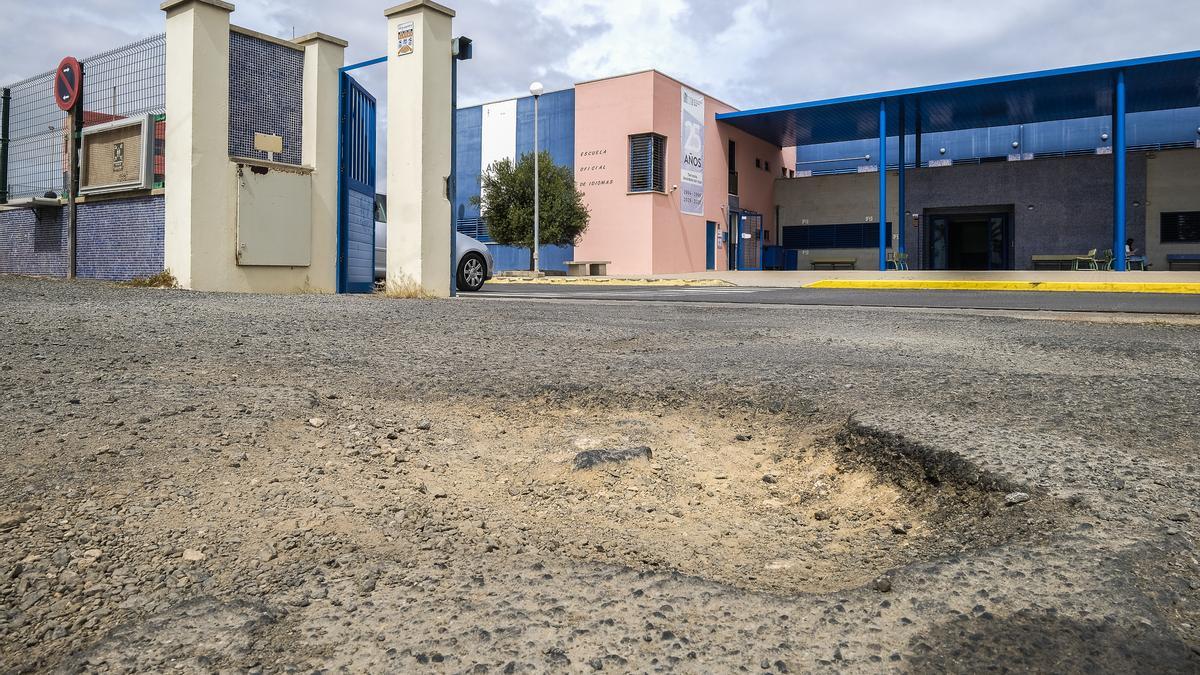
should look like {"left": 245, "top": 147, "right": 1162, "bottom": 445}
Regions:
{"left": 629, "top": 133, "right": 666, "bottom": 193}
{"left": 781, "top": 223, "right": 894, "bottom": 249}
{"left": 1161, "top": 212, "right": 1200, "bottom": 243}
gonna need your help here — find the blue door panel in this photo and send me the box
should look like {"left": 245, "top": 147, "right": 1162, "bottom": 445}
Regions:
{"left": 338, "top": 74, "right": 377, "bottom": 293}
{"left": 705, "top": 221, "right": 716, "bottom": 270}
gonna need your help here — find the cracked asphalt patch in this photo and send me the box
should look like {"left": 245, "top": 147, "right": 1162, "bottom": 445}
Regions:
{"left": 0, "top": 276, "right": 1198, "bottom": 673}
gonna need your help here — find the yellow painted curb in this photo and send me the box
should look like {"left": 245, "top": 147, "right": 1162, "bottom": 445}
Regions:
{"left": 491, "top": 277, "right": 733, "bottom": 287}
{"left": 806, "top": 279, "right": 1200, "bottom": 294}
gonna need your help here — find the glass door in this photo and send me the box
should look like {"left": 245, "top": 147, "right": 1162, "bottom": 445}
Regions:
{"left": 928, "top": 216, "right": 949, "bottom": 270}
{"left": 988, "top": 215, "right": 1010, "bottom": 270}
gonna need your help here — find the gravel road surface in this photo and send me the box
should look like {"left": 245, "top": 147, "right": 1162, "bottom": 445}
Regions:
{"left": 1, "top": 275, "right": 1198, "bottom": 673}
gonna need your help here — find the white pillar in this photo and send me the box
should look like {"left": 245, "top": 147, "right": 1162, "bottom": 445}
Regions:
{"left": 161, "top": 0, "right": 233, "bottom": 289}
{"left": 385, "top": 1, "right": 454, "bottom": 297}
{"left": 294, "top": 32, "right": 347, "bottom": 293}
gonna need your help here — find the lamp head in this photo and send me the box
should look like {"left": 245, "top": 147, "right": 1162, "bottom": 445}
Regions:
{"left": 529, "top": 81, "right": 544, "bottom": 97}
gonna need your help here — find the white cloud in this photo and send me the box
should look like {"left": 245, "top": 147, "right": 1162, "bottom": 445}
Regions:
{"left": 3, "top": 0, "right": 1199, "bottom": 110}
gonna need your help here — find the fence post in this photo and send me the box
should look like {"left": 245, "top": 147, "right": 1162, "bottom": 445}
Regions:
{"left": 161, "top": 0, "right": 233, "bottom": 289}
{"left": 294, "top": 32, "right": 347, "bottom": 294}
{"left": 385, "top": 0, "right": 455, "bottom": 297}
{"left": 0, "top": 87, "right": 9, "bottom": 204}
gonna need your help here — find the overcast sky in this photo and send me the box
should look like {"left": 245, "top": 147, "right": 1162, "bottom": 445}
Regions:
{"left": 4, "top": 0, "right": 1200, "bottom": 109}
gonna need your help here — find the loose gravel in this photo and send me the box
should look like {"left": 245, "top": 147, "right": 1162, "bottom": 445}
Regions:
{"left": 1, "top": 276, "right": 1198, "bottom": 673}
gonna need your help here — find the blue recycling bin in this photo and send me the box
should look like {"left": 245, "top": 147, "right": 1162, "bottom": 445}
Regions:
{"left": 763, "top": 245, "right": 784, "bottom": 271}
{"left": 784, "top": 249, "right": 799, "bottom": 271}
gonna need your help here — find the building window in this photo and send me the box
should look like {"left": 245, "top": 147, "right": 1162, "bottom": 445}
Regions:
{"left": 765, "top": 161, "right": 771, "bottom": 173}
{"left": 755, "top": 158, "right": 761, "bottom": 169}
{"left": 1161, "top": 211, "right": 1200, "bottom": 243}
{"left": 728, "top": 140, "right": 738, "bottom": 196}
{"left": 782, "top": 223, "right": 893, "bottom": 249}
{"left": 629, "top": 133, "right": 666, "bottom": 193}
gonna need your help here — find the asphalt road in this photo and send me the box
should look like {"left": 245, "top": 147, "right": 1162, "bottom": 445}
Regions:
{"left": 477, "top": 282, "right": 1200, "bottom": 314}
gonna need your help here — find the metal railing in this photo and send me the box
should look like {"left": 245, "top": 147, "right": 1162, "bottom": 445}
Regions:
{"left": 1, "top": 34, "right": 165, "bottom": 201}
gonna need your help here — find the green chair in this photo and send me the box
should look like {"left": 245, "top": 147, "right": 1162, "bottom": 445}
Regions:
{"left": 1073, "top": 249, "right": 1099, "bottom": 270}
{"left": 886, "top": 252, "right": 911, "bottom": 270}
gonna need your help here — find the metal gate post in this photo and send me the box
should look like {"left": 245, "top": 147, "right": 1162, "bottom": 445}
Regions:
{"left": 1113, "top": 69, "right": 1127, "bottom": 272}
{"left": 0, "top": 87, "right": 9, "bottom": 204}
{"left": 335, "top": 71, "right": 346, "bottom": 293}
{"left": 878, "top": 99, "right": 888, "bottom": 272}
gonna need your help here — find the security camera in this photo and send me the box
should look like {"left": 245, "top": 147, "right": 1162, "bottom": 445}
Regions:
{"left": 670, "top": 185, "right": 678, "bottom": 192}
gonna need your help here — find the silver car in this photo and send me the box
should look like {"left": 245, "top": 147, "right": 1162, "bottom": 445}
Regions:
{"left": 373, "top": 195, "right": 494, "bottom": 291}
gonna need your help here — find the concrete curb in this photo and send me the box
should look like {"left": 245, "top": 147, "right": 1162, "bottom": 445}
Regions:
{"left": 806, "top": 279, "right": 1200, "bottom": 294}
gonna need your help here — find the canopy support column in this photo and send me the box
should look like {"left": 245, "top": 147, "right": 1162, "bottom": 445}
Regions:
{"left": 878, "top": 99, "right": 888, "bottom": 271}
{"left": 1113, "top": 69, "right": 1127, "bottom": 272}
{"left": 897, "top": 98, "right": 906, "bottom": 257}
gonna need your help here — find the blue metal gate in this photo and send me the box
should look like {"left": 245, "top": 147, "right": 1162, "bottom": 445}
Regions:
{"left": 337, "top": 73, "right": 377, "bottom": 293}
{"left": 737, "top": 212, "right": 763, "bottom": 271}
{"left": 705, "top": 221, "right": 716, "bottom": 270}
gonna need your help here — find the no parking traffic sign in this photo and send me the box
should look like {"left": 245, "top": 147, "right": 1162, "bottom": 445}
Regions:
{"left": 54, "top": 57, "right": 82, "bottom": 111}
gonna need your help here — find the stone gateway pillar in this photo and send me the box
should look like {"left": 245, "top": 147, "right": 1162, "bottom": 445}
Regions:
{"left": 385, "top": 1, "right": 455, "bottom": 297}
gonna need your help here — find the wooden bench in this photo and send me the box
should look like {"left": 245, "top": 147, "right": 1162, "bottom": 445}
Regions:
{"left": 1031, "top": 255, "right": 1077, "bottom": 271}
{"left": 810, "top": 257, "right": 857, "bottom": 270}
{"left": 1168, "top": 254, "right": 1200, "bottom": 271}
{"left": 564, "top": 260, "right": 611, "bottom": 276}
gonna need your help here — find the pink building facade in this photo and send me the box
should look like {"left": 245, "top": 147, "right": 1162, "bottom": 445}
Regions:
{"left": 571, "top": 71, "right": 790, "bottom": 275}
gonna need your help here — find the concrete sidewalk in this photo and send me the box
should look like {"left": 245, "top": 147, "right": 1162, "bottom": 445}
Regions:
{"left": 494, "top": 270, "right": 1200, "bottom": 293}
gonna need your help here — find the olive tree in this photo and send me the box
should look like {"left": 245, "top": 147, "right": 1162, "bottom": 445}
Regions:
{"left": 472, "top": 151, "right": 589, "bottom": 271}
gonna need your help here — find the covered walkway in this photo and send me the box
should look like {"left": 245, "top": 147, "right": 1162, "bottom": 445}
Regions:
{"left": 717, "top": 50, "right": 1200, "bottom": 271}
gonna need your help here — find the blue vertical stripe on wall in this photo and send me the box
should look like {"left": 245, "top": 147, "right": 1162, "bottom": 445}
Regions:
{"left": 516, "top": 89, "right": 576, "bottom": 169}
{"left": 513, "top": 89, "right": 577, "bottom": 271}
{"left": 455, "top": 105, "right": 483, "bottom": 225}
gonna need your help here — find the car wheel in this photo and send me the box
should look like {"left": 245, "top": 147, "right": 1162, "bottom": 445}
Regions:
{"left": 457, "top": 253, "right": 486, "bottom": 292}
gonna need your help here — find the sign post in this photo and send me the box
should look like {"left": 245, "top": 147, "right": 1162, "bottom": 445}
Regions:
{"left": 55, "top": 57, "right": 83, "bottom": 279}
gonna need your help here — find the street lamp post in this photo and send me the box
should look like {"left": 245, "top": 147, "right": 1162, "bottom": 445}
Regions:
{"left": 529, "top": 81, "right": 544, "bottom": 274}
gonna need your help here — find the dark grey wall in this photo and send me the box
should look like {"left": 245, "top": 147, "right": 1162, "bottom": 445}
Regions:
{"left": 775, "top": 153, "right": 1151, "bottom": 270}
{"left": 903, "top": 154, "right": 1147, "bottom": 269}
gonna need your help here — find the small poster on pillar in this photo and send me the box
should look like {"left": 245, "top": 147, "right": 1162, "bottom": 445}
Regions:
{"left": 680, "top": 88, "right": 705, "bottom": 216}
{"left": 397, "top": 22, "right": 415, "bottom": 56}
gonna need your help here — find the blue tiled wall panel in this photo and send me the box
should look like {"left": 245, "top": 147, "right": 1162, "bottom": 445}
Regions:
{"left": 797, "top": 106, "right": 1200, "bottom": 172}
{"left": 487, "top": 243, "right": 573, "bottom": 274}
{"left": 0, "top": 207, "right": 68, "bottom": 277}
{"left": 229, "top": 31, "right": 304, "bottom": 165}
{"left": 0, "top": 195, "right": 165, "bottom": 281}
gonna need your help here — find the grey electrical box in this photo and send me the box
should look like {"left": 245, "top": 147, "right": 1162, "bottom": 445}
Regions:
{"left": 235, "top": 165, "right": 312, "bottom": 267}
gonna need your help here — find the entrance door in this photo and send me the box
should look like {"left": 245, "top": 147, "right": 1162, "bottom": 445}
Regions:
{"left": 705, "top": 221, "right": 716, "bottom": 270}
{"left": 926, "top": 213, "right": 1011, "bottom": 270}
{"left": 337, "top": 73, "right": 377, "bottom": 293}
{"left": 737, "top": 212, "right": 764, "bottom": 271}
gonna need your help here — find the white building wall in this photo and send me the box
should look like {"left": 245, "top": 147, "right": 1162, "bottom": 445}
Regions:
{"left": 480, "top": 99, "right": 518, "bottom": 177}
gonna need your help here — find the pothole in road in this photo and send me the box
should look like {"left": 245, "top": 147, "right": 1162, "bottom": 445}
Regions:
{"left": 439, "top": 400, "right": 1056, "bottom": 596}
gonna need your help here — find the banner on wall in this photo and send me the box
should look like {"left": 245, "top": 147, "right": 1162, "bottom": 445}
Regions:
{"left": 680, "top": 88, "right": 705, "bottom": 216}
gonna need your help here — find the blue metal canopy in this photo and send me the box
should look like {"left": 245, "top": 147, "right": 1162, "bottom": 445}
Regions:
{"left": 717, "top": 50, "right": 1200, "bottom": 146}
